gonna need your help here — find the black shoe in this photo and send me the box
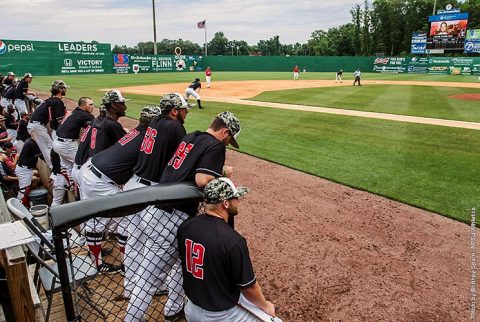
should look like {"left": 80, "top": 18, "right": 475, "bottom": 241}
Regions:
{"left": 101, "top": 247, "right": 113, "bottom": 257}
{"left": 97, "top": 263, "right": 122, "bottom": 274}
{"left": 154, "top": 289, "right": 168, "bottom": 296}
{"left": 199, "top": 106, "right": 204, "bottom": 109}
{"left": 164, "top": 308, "right": 185, "bottom": 322}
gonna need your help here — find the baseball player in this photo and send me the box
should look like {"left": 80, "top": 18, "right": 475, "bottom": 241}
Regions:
{"left": 123, "top": 93, "right": 189, "bottom": 305}
{"left": 73, "top": 90, "right": 126, "bottom": 197}
{"left": 49, "top": 149, "right": 68, "bottom": 207}
{"left": 15, "top": 138, "right": 42, "bottom": 206}
{"left": 125, "top": 111, "right": 241, "bottom": 322}
{"left": 53, "top": 97, "right": 95, "bottom": 187}
{"left": 178, "top": 178, "right": 277, "bottom": 322}
{"left": 1, "top": 81, "right": 16, "bottom": 112}
{"left": 353, "top": 69, "right": 362, "bottom": 86}
{"left": 185, "top": 78, "right": 204, "bottom": 109}
{"left": 80, "top": 106, "right": 158, "bottom": 274}
{"left": 335, "top": 69, "right": 343, "bottom": 83}
{"left": 293, "top": 65, "right": 299, "bottom": 80}
{"left": 79, "top": 90, "right": 127, "bottom": 272}
{"left": 14, "top": 73, "right": 35, "bottom": 115}
{"left": 1, "top": 72, "right": 15, "bottom": 110}
{"left": 14, "top": 112, "right": 31, "bottom": 155}
{"left": 205, "top": 67, "right": 212, "bottom": 88}
{"left": 4, "top": 105, "right": 18, "bottom": 140}
{"left": 0, "top": 116, "right": 12, "bottom": 145}
{"left": 27, "top": 80, "right": 67, "bottom": 169}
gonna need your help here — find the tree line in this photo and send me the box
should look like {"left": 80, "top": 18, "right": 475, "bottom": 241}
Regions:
{"left": 112, "top": 0, "right": 480, "bottom": 57}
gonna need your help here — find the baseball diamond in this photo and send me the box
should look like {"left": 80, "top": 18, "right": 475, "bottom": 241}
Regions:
{"left": 14, "top": 70, "right": 476, "bottom": 321}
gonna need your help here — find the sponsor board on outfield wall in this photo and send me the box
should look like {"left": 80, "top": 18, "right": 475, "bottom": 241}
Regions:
{"left": 113, "top": 54, "right": 203, "bottom": 74}
{"left": 373, "top": 56, "right": 480, "bottom": 75}
{"left": 464, "top": 29, "right": 480, "bottom": 53}
{"left": 0, "top": 39, "right": 112, "bottom": 75}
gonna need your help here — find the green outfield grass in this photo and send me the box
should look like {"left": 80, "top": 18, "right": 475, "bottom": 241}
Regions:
{"left": 251, "top": 85, "right": 480, "bottom": 122}
{"left": 184, "top": 102, "right": 479, "bottom": 223}
{"left": 30, "top": 72, "right": 480, "bottom": 223}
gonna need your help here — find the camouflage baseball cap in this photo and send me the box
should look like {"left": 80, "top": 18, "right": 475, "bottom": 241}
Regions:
{"left": 7, "top": 72, "right": 14, "bottom": 76}
{"left": 203, "top": 178, "right": 249, "bottom": 204}
{"left": 51, "top": 80, "right": 67, "bottom": 91}
{"left": 141, "top": 106, "right": 161, "bottom": 119}
{"left": 217, "top": 111, "right": 241, "bottom": 148}
{"left": 159, "top": 93, "right": 191, "bottom": 112}
{"left": 24, "top": 73, "right": 33, "bottom": 78}
{"left": 102, "top": 89, "right": 127, "bottom": 104}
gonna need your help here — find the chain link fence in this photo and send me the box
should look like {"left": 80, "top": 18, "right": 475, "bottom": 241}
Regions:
{"left": 50, "top": 183, "right": 202, "bottom": 321}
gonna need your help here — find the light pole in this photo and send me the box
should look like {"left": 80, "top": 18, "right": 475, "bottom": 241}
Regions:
{"left": 236, "top": 46, "right": 239, "bottom": 55}
{"left": 231, "top": 44, "right": 234, "bottom": 56}
{"left": 432, "top": 0, "right": 437, "bottom": 15}
{"left": 152, "top": 0, "right": 157, "bottom": 55}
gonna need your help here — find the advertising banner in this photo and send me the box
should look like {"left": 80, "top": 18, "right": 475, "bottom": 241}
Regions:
{"left": 0, "top": 39, "right": 112, "bottom": 75}
{"left": 464, "top": 29, "right": 480, "bottom": 53}
{"left": 113, "top": 54, "right": 202, "bottom": 74}
{"left": 407, "top": 57, "right": 428, "bottom": 74}
{"left": 426, "top": 12, "right": 468, "bottom": 53}
{"left": 373, "top": 57, "right": 407, "bottom": 73}
{"left": 411, "top": 32, "right": 427, "bottom": 54}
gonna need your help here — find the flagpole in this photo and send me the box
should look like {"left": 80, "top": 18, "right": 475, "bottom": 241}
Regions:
{"left": 205, "top": 21, "right": 208, "bottom": 56}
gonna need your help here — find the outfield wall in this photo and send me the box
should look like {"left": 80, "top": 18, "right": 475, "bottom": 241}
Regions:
{"left": 0, "top": 39, "right": 112, "bottom": 76}
{"left": 203, "top": 56, "right": 373, "bottom": 72}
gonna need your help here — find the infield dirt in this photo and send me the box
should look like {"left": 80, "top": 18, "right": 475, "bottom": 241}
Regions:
{"left": 53, "top": 85, "right": 477, "bottom": 321}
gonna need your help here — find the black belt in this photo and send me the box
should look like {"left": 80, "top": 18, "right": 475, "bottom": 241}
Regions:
{"left": 89, "top": 165, "right": 102, "bottom": 179}
{"left": 89, "top": 164, "right": 117, "bottom": 185}
{"left": 57, "top": 137, "right": 76, "bottom": 142}
{"left": 138, "top": 177, "right": 151, "bottom": 186}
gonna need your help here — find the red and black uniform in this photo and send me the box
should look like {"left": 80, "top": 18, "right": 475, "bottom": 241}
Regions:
{"left": 17, "top": 138, "right": 43, "bottom": 169}
{"left": 74, "top": 124, "right": 92, "bottom": 167}
{"left": 16, "top": 119, "right": 30, "bottom": 142}
{"left": 87, "top": 115, "right": 126, "bottom": 158}
{"left": 133, "top": 116, "right": 186, "bottom": 183}
{"left": 30, "top": 97, "right": 66, "bottom": 130}
{"left": 56, "top": 107, "right": 94, "bottom": 140}
{"left": 13, "top": 79, "right": 29, "bottom": 101}
{"left": 177, "top": 215, "right": 256, "bottom": 311}
{"left": 91, "top": 126, "right": 147, "bottom": 185}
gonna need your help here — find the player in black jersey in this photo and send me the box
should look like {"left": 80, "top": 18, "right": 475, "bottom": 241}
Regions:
{"left": 81, "top": 106, "right": 160, "bottom": 274}
{"left": 124, "top": 93, "right": 190, "bottom": 319}
{"left": 49, "top": 149, "right": 68, "bottom": 207}
{"left": 27, "top": 80, "right": 67, "bottom": 169}
{"left": 73, "top": 90, "right": 126, "bottom": 197}
{"left": 14, "top": 138, "right": 42, "bottom": 206}
{"left": 13, "top": 73, "right": 34, "bottom": 116}
{"left": 1, "top": 72, "right": 15, "bottom": 110}
{"left": 4, "top": 105, "right": 18, "bottom": 139}
{"left": 178, "top": 178, "right": 276, "bottom": 321}
{"left": 13, "top": 112, "right": 30, "bottom": 154}
{"left": 53, "top": 97, "right": 95, "bottom": 187}
{"left": 185, "top": 78, "right": 204, "bottom": 109}
{"left": 126, "top": 111, "right": 241, "bottom": 322}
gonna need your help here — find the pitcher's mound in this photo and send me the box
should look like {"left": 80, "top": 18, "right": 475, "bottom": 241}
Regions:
{"left": 449, "top": 93, "right": 480, "bottom": 101}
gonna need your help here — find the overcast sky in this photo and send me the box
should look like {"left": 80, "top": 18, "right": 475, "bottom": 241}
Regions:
{"left": 1, "top": 0, "right": 362, "bottom": 47}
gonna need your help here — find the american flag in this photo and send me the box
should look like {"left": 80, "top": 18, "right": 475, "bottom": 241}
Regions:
{"left": 197, "top": 20, "right": 206, "bottom": 29}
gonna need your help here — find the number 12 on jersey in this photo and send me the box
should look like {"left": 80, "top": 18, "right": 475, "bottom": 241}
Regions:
{"left": 185, "top": 239, "right": 205, "bottom": 279}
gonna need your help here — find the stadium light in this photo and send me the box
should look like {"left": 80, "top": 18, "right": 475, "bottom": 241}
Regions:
{"left": 152, "top": 0, "right": 158, "bottom": 55}
{"left": 432, "top": 0, "right": 437, "bottom": 15}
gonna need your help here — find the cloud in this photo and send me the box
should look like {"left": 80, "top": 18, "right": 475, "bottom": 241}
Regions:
{"left": 0, "top": 0, "right": 361, "bottom": 46}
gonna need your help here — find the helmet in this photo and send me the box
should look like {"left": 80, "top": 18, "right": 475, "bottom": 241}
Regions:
{"left": 51, "top": 80, "right": 67, "bottom": 91}
{"left": 195, "top": 78, "right": 200, "bottom": 82}
{"left": 141, "top": 106, "right": 161, "bottom": 119}
{"left": 159, "top": 93, "right": 191, "bottom": 112}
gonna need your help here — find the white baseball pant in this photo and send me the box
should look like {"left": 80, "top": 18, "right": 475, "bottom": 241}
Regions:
{"left": 6, "top": 129, "right": 17, "bottom": 141}
{"left": 293, "top": 72, "right": 299, "bottom": 80}
{"left": 124, "top": 208, "right": 188, "bottom": 321}
{"left": 27, "top": 122, "right": 53, "bottom": 169}
{"left": 14, "top": 99, "right": 28, "bottom": 115}
{"left": 206, "top": 76, "right": 211, "bottom": 88}
{"left": 0, "top": 98, "right": 11, "bottom": 109}
{"left": 52, "top": 137, "right": 78, "bottom": 183}
{"left": 335, "top": 74, "right": 343, "bottom": 83}
{"left": 15, "top": 165, "right": 34, "bottom": 200}
{"left": 185, "top": 87, "right": 200, "bottom": 100}
{"left": 13, "top": 139, "right": 25, "bottom": 155}
{"left": 49, "top": 173, "right": 67, "bottom": 207}
{"left": 80, "top": 160, "right": 126, "bottom": 267}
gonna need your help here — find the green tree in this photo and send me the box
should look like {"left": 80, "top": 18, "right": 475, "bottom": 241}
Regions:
{"left": 208, "top": 32, "right": 229, "bottom": 55}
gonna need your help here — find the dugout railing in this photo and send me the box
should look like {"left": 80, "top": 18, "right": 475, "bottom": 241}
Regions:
{"left": 49, "top": 183, "right": 203, "bottom": 321}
